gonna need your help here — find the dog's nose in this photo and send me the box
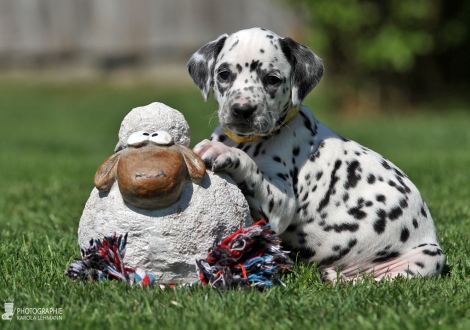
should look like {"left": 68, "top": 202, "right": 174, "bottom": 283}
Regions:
{"left": 232, "top": 103, "right": 257, "bottom": 119}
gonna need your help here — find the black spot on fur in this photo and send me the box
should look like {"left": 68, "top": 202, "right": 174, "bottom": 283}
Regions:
{"left": 299, "top": 111, "right": 317, "bottom": 136}
{"left": 269, "top": 199, "right": 275, "bottom": 213}
{"left": 301, "top": 192, "right": 309, "bottom": 202}
{"left": 236, "top": 63, "right": 242, "bottom": 73}
{"left": 253, "top": 142, "right": 263, "bottom": 157}
{"left": 296, "top": 202, "right": 310, "bottom": 214}
{"left": 229, "top": 40, "right": 239, "bottom": 51}
{"left": 344, "top": 160, "right": 361, "bottom": 190}
{"left": 422, "top": 249, "right": 443, "bottom": 256}
{"left": 381, "top": 159, "right": 392, "bottom": 170}
{"left": 400, "top": 227, "right": 410, "bottom": 242}
{"left": 250, "top": 60, "right": 260, "bottom": 72}
{"left": 399, "top": 198, "right": 409, "bottom": 208}
{"left": 318, "top": 239, "right": 356, "bottom": 267}
{"left": 421, "top": 206, "right": 428, "bottom": 218}
{"left": 415, "top": 261, "right": 425, "bottom": 269}
{"left": 273, "top": 156, "right": 281, "bottom": 163}
{"left": 293, "top": 146, "right": 300, "bottom": 156}
{"left": 317, "top": 160, "right": 342, "bottom": 212}
{"left": 373, "top": 251, "right": 400, "bottom": 263}
{"left": 233, "top": 158, "right": 240, "bottom": 169}
{"left": 388, "top": 207, "right": 403, "bottom": 220}
{"left": 367, "top": 174, "right": 376, "bottom": 184}
{"left": 292, "top": 166, "right": 299, "bottom": 196}
{"left": 266, "top": 185, "right": 272, "bottom": 195}
{"left": 348, "top": 207, "right": 367, "bottom": 220}
{"left": 373, "top": 209, "right": 387, "bottom": 234}
{"left": 394, "top": 168, "right": 405, "bottom": 178}
{"left": 412, "top": 218, "right": 419, "bottom": 229}
{"left": 323, "top": 223, "right": 359, "bottom": 233}
{"left": 315, "top": 171, "right": 323, "bottom": 180}
{"left": 376, "top": 194, "right": 386, "bottom": 204}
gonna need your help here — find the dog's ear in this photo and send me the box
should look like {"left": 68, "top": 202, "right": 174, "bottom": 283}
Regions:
{"left": 187, "top": 34, "right": 228, "bottom": 101}
{"left": 280, "top": 37, "right": 324, "bottom": 108}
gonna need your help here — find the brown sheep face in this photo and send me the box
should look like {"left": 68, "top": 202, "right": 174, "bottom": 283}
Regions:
{"left": 94, "top": 131, "right": 206, "bottom": 209}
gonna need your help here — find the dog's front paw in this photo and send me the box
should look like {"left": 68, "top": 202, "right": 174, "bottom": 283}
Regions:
{"left": 193, "top": 139, "right": 241, "bottom": 172}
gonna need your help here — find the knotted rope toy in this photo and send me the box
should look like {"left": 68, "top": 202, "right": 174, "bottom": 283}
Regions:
{"left": 196, "top": 220, "right": 293, "bottom": 289}
{"left": 65, "top": 233, "right": 155, "bottom": 288}
{"left": 66, "top": 220, "right": 292, "bottom": 289}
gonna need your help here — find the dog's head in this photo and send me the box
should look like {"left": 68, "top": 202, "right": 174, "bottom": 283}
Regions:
{"left": 188, "top": 27, "right": 323, "bottom": 137}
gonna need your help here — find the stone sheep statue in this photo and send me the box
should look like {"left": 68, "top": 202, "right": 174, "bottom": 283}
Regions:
{"left": 78, "top": 102, "right": 251, "bottom": 284}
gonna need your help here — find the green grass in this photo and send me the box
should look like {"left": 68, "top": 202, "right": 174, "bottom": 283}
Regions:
{"left": 0, "top": 81, "right": 469, "bottom": 329}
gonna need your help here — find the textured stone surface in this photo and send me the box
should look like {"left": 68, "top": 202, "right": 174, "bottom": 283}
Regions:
{"left": 79, "top": 102, "right": 251, "bottom": 283}
{"left": 79, "top": 172, "right": 251, "bottom": 283}
{"left": 116, "top": 102, "right": 191, "bottom": 151}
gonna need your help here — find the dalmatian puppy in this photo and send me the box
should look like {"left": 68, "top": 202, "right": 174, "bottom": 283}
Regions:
{"left": 188, "top": 27, "right": 445, "bottom": 281}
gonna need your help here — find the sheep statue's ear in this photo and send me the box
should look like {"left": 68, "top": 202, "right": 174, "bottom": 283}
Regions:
{"left": 94, "top": 152, "right": 122, "bottom": 192}
{"left": 178, "top": 145, "right": 206, "bottom": 183}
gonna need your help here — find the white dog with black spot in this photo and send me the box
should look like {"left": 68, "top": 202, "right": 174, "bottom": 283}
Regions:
{"left": 188, "top": 27, "right": 445, "bottom": 281}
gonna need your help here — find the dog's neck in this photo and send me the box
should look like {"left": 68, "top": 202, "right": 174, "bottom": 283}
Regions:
{"left": 222, "top": 105, "right": 301, "bottom": 143}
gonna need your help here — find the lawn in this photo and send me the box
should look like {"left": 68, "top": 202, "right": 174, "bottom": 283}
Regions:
{"left": 0, "top": 81, "right": 469, "bottom": 330}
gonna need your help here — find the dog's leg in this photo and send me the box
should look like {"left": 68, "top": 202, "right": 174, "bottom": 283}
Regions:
{"left": 193, "top": 139, "right": 296, "bottom": 234}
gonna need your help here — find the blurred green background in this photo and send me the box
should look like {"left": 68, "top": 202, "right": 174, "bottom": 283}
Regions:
{"left": 286, "top": 0, "right": 470, "bottom": 112}
{"left": 0, "top": 0, "right": 469, "bottom": 233}
{"left": 0, "top": 0, "right": 469, "bottom": 234}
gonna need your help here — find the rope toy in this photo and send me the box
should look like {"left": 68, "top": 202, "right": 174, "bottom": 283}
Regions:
{"left": 66, "top": 220, "right": 292, "bottom": 289}
{"left": 65, "top": 233, "right": 155, "bottom": 288}
{"left": 195, "top": 219, "right": 293, "bottom": 289}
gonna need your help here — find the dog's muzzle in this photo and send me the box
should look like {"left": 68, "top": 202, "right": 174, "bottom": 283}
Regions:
{"left": 232, "top": 103, "right": 257, "bottom": 120}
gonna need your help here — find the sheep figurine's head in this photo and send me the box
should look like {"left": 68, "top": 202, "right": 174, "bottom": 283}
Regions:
{"left": 94, "top": 130, "right": 206, "bottom": 209}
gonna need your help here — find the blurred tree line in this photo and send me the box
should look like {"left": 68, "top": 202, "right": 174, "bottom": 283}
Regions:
{"left": 286, "top": 0, "right": 470, "bottom": 112}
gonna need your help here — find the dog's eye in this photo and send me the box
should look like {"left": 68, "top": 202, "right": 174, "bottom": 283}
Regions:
{"left": 266, "top": 75, "right": 281, "bottom": 86}
{"left": 218, "top": 71, "right": 231, "bottom": 81}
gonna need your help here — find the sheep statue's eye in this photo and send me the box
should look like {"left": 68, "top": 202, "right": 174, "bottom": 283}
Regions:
{"left": 149, "top": 131, "right": 174, "bottom": 146}
{"left": 127, "top": 131, "right": 150, "bottom": 147}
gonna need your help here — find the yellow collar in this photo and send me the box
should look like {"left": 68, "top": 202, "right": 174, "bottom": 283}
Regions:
{"left": 222, "top": 106, "right": 300, "bottom": 143}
